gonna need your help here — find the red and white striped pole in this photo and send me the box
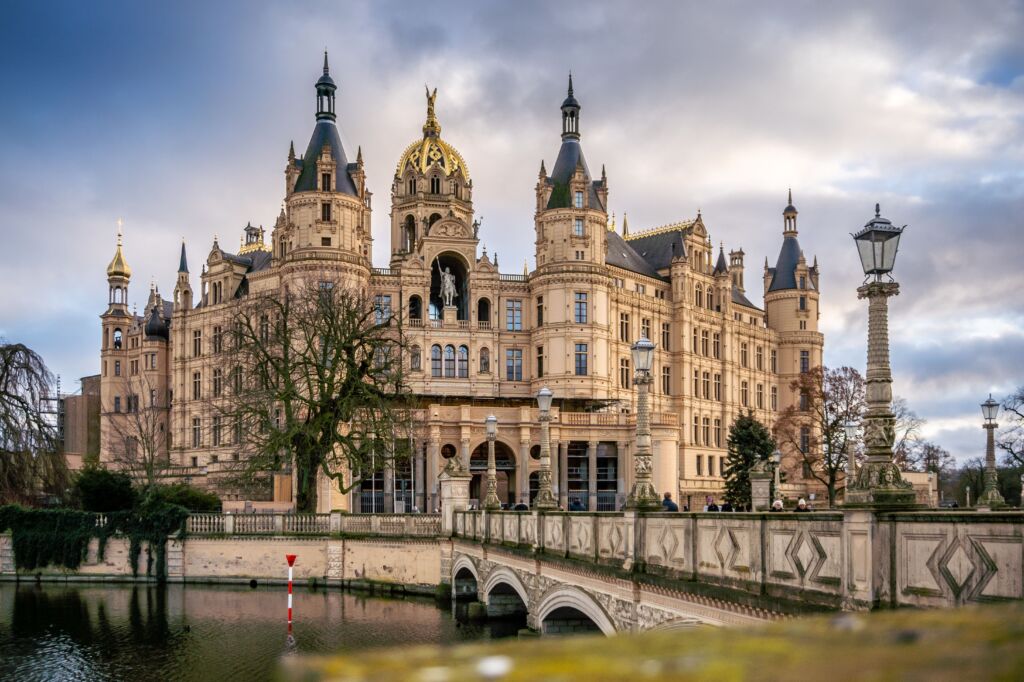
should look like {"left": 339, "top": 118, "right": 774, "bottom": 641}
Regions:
{"left": 285, "top": 554, "right": 297, "bottom": 634}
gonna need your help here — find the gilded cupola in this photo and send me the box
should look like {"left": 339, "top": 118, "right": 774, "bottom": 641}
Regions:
{"left": 394, "top": 87, "right": 470, "bottom": 182}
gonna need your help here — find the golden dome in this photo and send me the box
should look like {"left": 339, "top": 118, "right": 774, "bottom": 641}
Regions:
{"left": 394, "top": 87, "right": 470, "bottom": 181}
{"left": 107, "top": 230, "right": 132, "bottom": 278}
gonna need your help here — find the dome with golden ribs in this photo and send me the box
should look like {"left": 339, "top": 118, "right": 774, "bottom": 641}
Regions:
{"left": 395, "top": 87, "right": 470, "bottom": 182}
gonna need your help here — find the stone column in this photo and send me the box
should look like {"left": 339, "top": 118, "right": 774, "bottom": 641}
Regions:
{"left": 587, "top": 440, "right": 599, "bottom": 511}
{"left": 845, "top": 281, "right": 915, "bottom": 507}
{"left": 558, "top": 441, "right": 569, "bottom": 509}
{"left": 519, "top": 440, "right": 530, "bottom": 505}
{"left": 414, "top": 441, "right": 426, "bottom": 513}
{"left": 460, "top": 437, "right": 471, "bottom": 475}
{"left": 535, "top": 412, "right": 557, "bottom": 509}
{"left": 626, "top": 372, "right": 659, "bottom": 510}
{"left": 978, "top": 421, "right": 1005, "bottom": 510}
{"left": 427, "top": 439, "right": 440, "bottom": 513}
{"left": 383, "top": 454, "right": 395, "bottom": 513}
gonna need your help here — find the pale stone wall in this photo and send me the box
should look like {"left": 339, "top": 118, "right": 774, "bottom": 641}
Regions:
{"left": 182, "top": 537, "right": 328, "bottom": 580}
{"left": 341, "top": 539, "right": 441, "bottom": 586}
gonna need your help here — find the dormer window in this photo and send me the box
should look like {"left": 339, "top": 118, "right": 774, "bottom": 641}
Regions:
{"left": 321, "top": 202, "right": 332, "bottom": 221}
{"left": 799, "top": 275, "right": 806, "bottom": 289}
{"left": 321, "top": 172, "right": 331, "bottom": 191}
{"left": 574, "top": 218, "right": 584, "bottom": 236}
{"left": 574, "top": 191, "right": 583, "bottom": 209}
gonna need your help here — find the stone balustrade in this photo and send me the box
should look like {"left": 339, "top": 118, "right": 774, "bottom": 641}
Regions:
{"left": 453, "top": 509, "right": 1024, "bottom": 611}
{"left": 184, "top": 512, "right": 441, "bottom": 537}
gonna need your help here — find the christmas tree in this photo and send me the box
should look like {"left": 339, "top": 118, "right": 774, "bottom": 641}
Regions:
{"left": 723, "top": 412, "right": 776, "bottom": 510}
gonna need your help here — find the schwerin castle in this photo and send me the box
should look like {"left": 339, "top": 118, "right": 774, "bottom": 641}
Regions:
{"left": 98, "top": 55, "right": 823, "bottom": 513}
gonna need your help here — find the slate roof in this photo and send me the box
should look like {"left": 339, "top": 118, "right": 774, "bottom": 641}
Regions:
{"left": 293, "top": 120, "right": 358, "bottom": 195}
{"left": 731, "top": 286, "right": 762, "bottom": 311}
{"left": 768, "top": 235, "right": 814, "bottom": 292}
{"left": 605, "top": 230, "right": 663, "bottom": 279}
{"left": 623, "top": 229, "right": 688, "bottom": 272}
{"left": 545, "top": 138, "right": 604, "bottom": 210}
{"left": 713, "top": 248, "right": 728, "bottom": 275}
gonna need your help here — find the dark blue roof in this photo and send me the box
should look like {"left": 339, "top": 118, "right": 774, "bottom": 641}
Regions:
{"left": 293, "top": 120, "right": 358, "bottom": 195}
{"left": 606, "top": 230, "right": 662, "bottom": 279}
{"left": 768, "top": 235, "right": 812, "bottom": 292}
{"left": 545, "top": 138, "right": 603, "bottom": 210}
{"left": 144, "top": 304, "right": 169, "bottom": 340}
{"left": 731, "top": 286, "right": 762, "bottom": 311}
{"left": 178, "top": 242, "right": 188, "bottom": 273}
{"left": 623, "top": 229, "right": 687, "bottom": 272}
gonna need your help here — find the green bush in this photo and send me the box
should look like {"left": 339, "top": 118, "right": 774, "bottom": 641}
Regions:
{"left": 146, "top": 483, "right": 221, "bottom": 512}
{"left": 73, "top": 467, "right": 136, "bottom": 512}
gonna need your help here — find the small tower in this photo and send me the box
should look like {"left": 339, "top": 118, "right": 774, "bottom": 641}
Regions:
{"left": 106, "top": 226, "right": 131, "bottom": 313}
{"left": 174, "top": 241, "right": 193, "bottom": 311}
{"left": 729, "top": 248, "right": 746, "bottom": 292}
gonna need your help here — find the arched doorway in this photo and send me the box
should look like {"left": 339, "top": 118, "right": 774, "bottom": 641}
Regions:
{"left": 429, "top": 252, "right": 469, "bottom": 320}
{"left": 470, "top": 441, "right": 516, "bottom": 506}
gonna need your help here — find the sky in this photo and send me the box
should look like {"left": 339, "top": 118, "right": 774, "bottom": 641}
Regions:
{"left": 0, "top": 1, "right": 1021, "bottom": 463}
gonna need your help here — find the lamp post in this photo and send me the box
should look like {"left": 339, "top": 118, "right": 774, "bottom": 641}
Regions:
{"left": 845, "top": 204, "right": 915, "bottom": 507}
{"left": 977, "top": 394, "right": 1004, "bottom": 510}
{"left": 534, "top": 387, "right": 558, "bottom": 509}
{"left": 483, "top": 415, "right": 501, "bottom": 510}
{"left": 626, "top": 337, "right": 660, "bottom": 510}
{"left": 771, "top": 449, "right": 782, "bottom": 500}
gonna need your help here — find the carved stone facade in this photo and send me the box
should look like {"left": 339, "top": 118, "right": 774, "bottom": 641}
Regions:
{"left": 97, "top": 58, "right": 823, "bottom": 511}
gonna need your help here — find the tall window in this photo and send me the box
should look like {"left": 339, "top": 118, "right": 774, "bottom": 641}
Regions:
{"left": 213, "top": 368, "right": 222, "bottom": 397}
{"left": 457, "top": 346, "right": 469, "bottom": 378}
{"left": 321, "top": 202, "right": 331, "bottom": 221}
{"left": 692, "top": 327, "right": 699, "bottom": 353}
{"left": 800, "top": 391, "right": 809, "bottom": 411}
{"left": 407, "top": 178, "right": 416, "bottom": 194}
{"left": 574, "top": 292, "right": 588, "bottom": 323}
{"left": 321, "top": 172, "right": 331, "bottom": 191}
{"left": 799, "top": 296, "right": 807, "bottom": 311}
{"left": 661, "top": 366, "right": 671, "bottom": 395}
{"left": 431, "top": 345, "right": 442, "bottom": 377}
{"left": 756, "top": 383, "right": 764, "bottom": 409}
{"left": 374, "top": 294, "right": 392, "bottom": 324}
{"left": 444, "top": 345, "right": 456, "bottom": 377}
{"left": 706, "top": 288, "right": 714, "bottom": 309}
{"left": 692, "top": 369, "right": 699, "bottom": 395}
{"left": 619, "top": 313, "right": 630, "bottom": 341}
{"left": 192, "top": 372, "right": 201, "bottom": 400}
{"left": 574, "top": 218, "right": 584, "bottom": 236}
{"left": 232, "top": 366, "right": 242, "bottom": 394}
{"left": 212, "top": 326, "right": 222, "bottom": 354}
{"left": 800, "top": 426, "right": 810, "bottom": 453}
{"left": 702, "top": 371, "right": 710, "bottom": 399}
{"left": 536, "top": 346, "right": 545, "bottom": 378}
{"left": 701, "top": 330, "right": 709, "bottom": 356}
{"left": 696, "top": 454, "right": 703, "bottom": 476}
{"left": 114, "top": 396, "right": 121, "bottom": 413}
{"left": 771, "top": 349, "right": 778, "bottom": 373}
{"left": 506, "top": 348, "right": 523, "bottom": 381}
{"left": 574, "top": 190, "right": 583, "bottom": 208}
{"left": 641, "top": 318, "right": 651, "bottom": 340}
{"left": 536, "top": 296, "right": 544, "bottom": 326}
{"left": 233, "top": 416, "right": 242, "bottom": 446}
{"left": 714, "top": 373, "right": 722, "bottom": 401}
{"left": 259, "top": 315, "right": 269, "bottom": 342}
{"left": 619, "top": 358, "right": 631, "bottom": 389}
{"left": 212, "top": 416, "right": 222, "bottom": 447}
{"left": 741, "top": 343, "right": 749, "bottom": 368}
{"left": 756, "top": 346, "right": 763, "bottom": 370}
{"left": 714, "top": 418, "right": 722, "bottom": 447}
{"left": 193, "top": 330, "right": 202, "bottom": 357}
{"left": 506, "top": 299, "right": 523, "bottom": 331}
{"left": 192, "top": 417, "right": 201, "bottom": 448}
{"left": 771, "top": 385, "right": 778, "bottom": 411}
{"left": 800, "top": 350, "right": 810, "bottom": 373}
{"left": 695, "top": 284, "right": 702, "bottom": 306}
{"left": 708, "top": 454, "right": 715, "bottom": 477}
{"left": 430, "top": 176, "right": 441, "bottom": 194}
{"left": 575, "top": 343, "right": 588, "bottom": 376}
{"left": 661, "top": 322, "right": 671, "bottom": 350}
{"left": 741, "top": 380, "right": 749, "bottom": 407}
{"left": 693, "top": 415, "right": 700, "bottom": 444}
{"left": 702, "top": 417, "right": 710, "bottom": 447}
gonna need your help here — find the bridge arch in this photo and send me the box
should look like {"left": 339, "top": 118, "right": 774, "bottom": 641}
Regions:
{"left": 536, "top": 585, "right": 617, "bottom": 636}
{"left": 451, "top": 555, "right": 480, "bottom": 601}
{"left": 481, "top": 567, "right": 531, "bottom": 618}
{"left": 482, "top": 567, "right": 530, "bottom": 606}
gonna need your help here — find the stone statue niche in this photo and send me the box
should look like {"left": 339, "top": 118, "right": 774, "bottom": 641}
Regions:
{"left": 429, "top": 254, "right": 469, "bottom": 320}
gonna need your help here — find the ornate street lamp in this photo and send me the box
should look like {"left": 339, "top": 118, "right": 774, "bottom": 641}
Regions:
{"left": 483, "top": 415, "right": 502, "bottom": 510}
{"left": 977, "top": 395, "right": 1005, "bottom": 510}
{"left": 533, "top": 387, "right": 558, "bottom": 509}
{"left": 846, "top": 204, "right": 915, "bottom": 506}
{"left": 626, "top": 337, "right": 660, "bottom": 510}
{"left": 844, "top": 421, "right": 859, "bottom": 479}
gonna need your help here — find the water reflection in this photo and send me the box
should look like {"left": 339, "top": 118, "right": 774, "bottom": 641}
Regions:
{"left": 0, "top": 582, "right": 518, "bottom": 681}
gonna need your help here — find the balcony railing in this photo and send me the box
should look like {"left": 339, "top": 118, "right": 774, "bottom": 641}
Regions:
{"left": 183, "top": 512, "right": 441, "bottom": 536}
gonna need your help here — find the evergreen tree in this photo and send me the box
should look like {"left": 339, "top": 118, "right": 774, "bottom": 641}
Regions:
{"left": 723, "top": 412, "right": 775, "bottom": 510}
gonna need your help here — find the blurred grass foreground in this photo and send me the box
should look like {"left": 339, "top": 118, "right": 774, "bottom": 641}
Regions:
{"left": 284, "top": 602, "right": 1024, "bottom": 681}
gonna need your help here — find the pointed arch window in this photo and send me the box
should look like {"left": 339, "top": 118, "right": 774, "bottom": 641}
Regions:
{"left": 457, "top": 346, "right": 469, "bottom": 378}
{"left": 444, "top": 345, "right": 456, "bottom": 377}
{"left": 430, "top": 345, "right": 442, "bottom": 377}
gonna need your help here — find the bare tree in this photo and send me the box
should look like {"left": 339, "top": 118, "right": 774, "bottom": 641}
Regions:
{"left": 775, "top": 366, "right": 865, "bottom": 507}
{"left": 998, "top": 386, "right": 1024, "bottom": 467}
{"left": 218, "top": 278, "right": 412, "bottom": 512}
{"left": 908, "top": 441, "right": 956, "bottom": 502}
{"left": 0, "top": 342, "right": 69, "bottom": 504}
{"left": 105, "top": 372, "right": 170, "bottom": 488}
{"left": 892, "top": 396, "right": 925, "bottom": 469}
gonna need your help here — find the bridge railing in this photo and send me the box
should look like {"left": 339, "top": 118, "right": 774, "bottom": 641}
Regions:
{"left": 185, "top": 513, "right": 441, "bottom": 537}
{"left": 452, "top": 508, "right": 1024, "bottom": 611}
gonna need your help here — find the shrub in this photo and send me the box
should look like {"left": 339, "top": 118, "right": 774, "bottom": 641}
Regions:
{"left": 73, "top": 467, "right": 136, "bottom": 512}
{"left": 146, "top": 483, "right": 221, "bottom": 512}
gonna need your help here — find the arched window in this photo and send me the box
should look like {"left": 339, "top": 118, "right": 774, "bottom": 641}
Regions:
{"left": 410, "top": 345, "right": 422, "bottom": 371}
{"left": 104, "top": 328, "right": 109, "bottom": 350}
{"left": 452, "top": 181, "right": 460, "bottom": 199}
{"left": 407, "top": 177, "right": 416, "bottom": 195}
{"left": 706, "top": 288, "right": 714, "bottom": 309}
{"left": 477, "top": 298, "right": 491, "bottom": 325}
{"left": 403, "top": 215, "right": 416, "bottom": 252}
{"left": 430, "top": 176, "right": 441, "bottom": 194}
{"left": 431, "top": 345, "right": 442, "bottom": 377}
{"left": 479, "top": 347, "right": 490, "bottom": 373}
{"left": 457, "top": 346, "right": 469, "bottom": 378}
{"left": 409, "top": 295, "right": 423, "bottom": 321}
{"left": 695, "top": 284, "right": 702, "bottom": 306}
{"left": 429, "top": 213, "right": 442, "bottom": 227}
{"left": 113, "top": 328, "right": 123, "bottom": 349}
{"left": 444, "top": 345, "right": 456, "bottom": 377}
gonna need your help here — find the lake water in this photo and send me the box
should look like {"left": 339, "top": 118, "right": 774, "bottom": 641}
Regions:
{"left": 0, "top": 582, "right": 516, "bottom": 681}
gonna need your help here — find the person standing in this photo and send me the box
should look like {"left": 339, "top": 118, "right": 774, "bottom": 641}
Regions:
{"left": 662, "top": 492, "right": 679, "bottom": 512}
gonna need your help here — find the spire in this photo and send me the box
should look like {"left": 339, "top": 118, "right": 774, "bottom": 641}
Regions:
{"left": 356, "top": 145, "right": 363, "bottom": 166}
{"left": 608, "top": 211, "right": 616, "bottom": 232}
{"left": 523, "top": 259, "right": 529, "bottom": 277}
{"left": 315, "top": 51, "right": 337, "bottom": 122}
{"left": 783, "top": 188, "right": 798, "bottom": 234}
{"left": 560, "top": 72, "right": 581, "bottom": 140}
{"left": 178, "top": 240, "right": 188, "bottom": 273}
{"left": 288, "top": 140, "right": 295, "bottom": 161}
{"left": 539, "top": 159, "right": 547, "bottom": 177}
{"left": 568, "top": 72, "right": 574, "bottom": 98}
{"left": 106, "top": 220, "right": 132, "bottom": 278}
{"left": 622, "top": 212, "right": 629, "bottom": 236}
{"left": 714, "top": 244, "right": 729, "bottom": 275}
{"left": 423, "top": 85, "right": 441, "bottom": 137}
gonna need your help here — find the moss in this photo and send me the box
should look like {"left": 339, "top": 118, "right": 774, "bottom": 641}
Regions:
{"left": 287, "top": 602, "right": 1024, "bottom": 681}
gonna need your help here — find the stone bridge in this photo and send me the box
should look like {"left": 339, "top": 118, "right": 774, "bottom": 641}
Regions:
{"left": 450, "top": 509, "right": 1024, "bottom": 634}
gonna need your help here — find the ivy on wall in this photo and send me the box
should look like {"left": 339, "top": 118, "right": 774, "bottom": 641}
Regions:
{"left": 0, "top": 503, "right": 188, "bottom": 581}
